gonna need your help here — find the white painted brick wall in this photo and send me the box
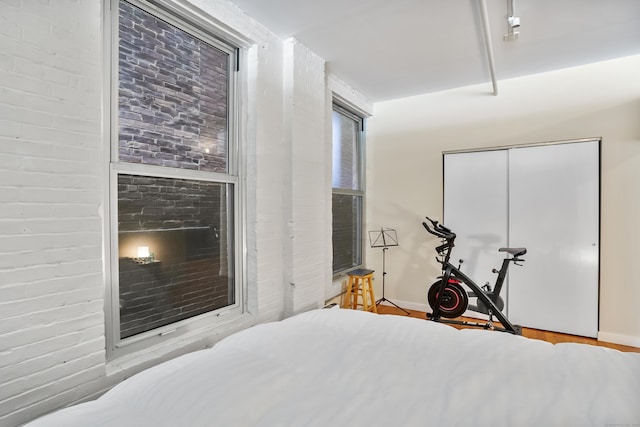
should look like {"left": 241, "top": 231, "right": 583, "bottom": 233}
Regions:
{"left": 245, "top": 39, "right": 286, "bottom": 322}
{"left": 282, "top": 39, "right": 328, "bottom": 316}
{"left": 0, "top": 0, "right": 105, "bottom": 425}
{"left": 0, "top": 0, "right": 371, "bottom": 425}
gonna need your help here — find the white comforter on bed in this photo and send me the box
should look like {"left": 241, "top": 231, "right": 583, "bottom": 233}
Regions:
{"left": 26, "top": 308, "right": 640, "bottom": 426}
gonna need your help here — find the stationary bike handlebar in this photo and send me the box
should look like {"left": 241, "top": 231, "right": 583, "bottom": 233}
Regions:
{"left": 422, "top": 217, "right": 456, "bottom": 241}
{"left": 423, "top": 216, "right": 527, "bottom": 261}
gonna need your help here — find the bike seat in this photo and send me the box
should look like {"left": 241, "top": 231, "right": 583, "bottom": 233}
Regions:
{"left": 499, "top": 247, "right": 527, "bottom": 257}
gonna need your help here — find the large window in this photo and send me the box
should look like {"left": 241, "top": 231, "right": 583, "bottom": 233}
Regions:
{"left": 108, "top": 0, "right": 241, "bottom": 348}
{"left": 332, "top": 103, "right": 365, "bottom": 274}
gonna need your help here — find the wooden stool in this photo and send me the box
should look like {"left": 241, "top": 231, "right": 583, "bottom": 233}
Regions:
{"left": 343, "top": 269, "right": 377, "bottom": 313}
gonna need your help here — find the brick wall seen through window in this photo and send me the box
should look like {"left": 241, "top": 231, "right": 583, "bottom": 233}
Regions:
{"left": 112, "top": 0, "right": 238, "bottom": 342}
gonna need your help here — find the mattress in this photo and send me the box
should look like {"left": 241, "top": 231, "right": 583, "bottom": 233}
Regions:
{"left": 25, "top": 308, "right": 640, "bottom": 426}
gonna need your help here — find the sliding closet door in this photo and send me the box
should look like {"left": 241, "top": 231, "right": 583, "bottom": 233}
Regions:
{"left": 444, "top": 150, "right": 508, "bottom": 317}
{"left": 508, "top": 141, "right": 599, "bottom": 337}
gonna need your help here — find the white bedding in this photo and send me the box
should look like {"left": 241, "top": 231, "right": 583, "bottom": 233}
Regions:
{"left": 26, "top": 308, "right": 640, "bottom": 426}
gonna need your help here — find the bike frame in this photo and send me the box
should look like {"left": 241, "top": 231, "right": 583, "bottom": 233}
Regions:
{"left": 432, "top": 261, "right": 522, "bottom": 335}
{"left": 467, "top": 256, "right": 510, "bottom": 309}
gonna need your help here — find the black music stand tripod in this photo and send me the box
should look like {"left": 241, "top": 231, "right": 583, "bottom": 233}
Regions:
{"left": 369, "top": 227, "right": 410, "bottom": 315}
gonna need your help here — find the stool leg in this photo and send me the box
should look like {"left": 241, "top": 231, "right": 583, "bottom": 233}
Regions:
{"left": 366, "top": 275, "right": 377, "bottom": 313}
{"left": 352, "top": 278, "right": 361, "bottom": 310}
{"left": 361, "top": 278, "right": 369, "bottom": 312}
{"left": 361, "top": 276, "right": 370, "bottom": 312}
{"left": 343, "top": 277, "right": 354, "bottom": 309}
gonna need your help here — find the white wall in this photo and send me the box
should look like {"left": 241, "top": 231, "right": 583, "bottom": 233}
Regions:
{"left": 0, "top": 1, "right": 370, "bottom": 426}
{"left": 367, "top": 55, "right": 640, "bottom": 347}
{"left": 0, "top": 2, "right": 106, "bottom": 425}
{"left": 283, "top": 38, "right": 327, "bottom": 315}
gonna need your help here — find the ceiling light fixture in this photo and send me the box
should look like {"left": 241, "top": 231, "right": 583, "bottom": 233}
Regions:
{"left": 504, "top": 0, "right": 520, "bottom": 41}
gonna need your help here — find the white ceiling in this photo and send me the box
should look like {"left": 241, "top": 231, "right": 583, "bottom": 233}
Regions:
{"left": 228, "top": 0, "right": 640, "bottom": 102}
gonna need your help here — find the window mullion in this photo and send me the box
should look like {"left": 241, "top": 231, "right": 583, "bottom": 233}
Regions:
{"left": 112, "top": 163, "right": 238, "bottom": 184}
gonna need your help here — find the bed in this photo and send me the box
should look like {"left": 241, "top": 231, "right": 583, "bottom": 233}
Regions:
{"left": 26, "top": 307, "right": 640, "bottom": 426}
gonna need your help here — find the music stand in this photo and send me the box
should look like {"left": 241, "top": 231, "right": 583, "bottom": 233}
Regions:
{"left": 369, "top": 227, "right": 410, "bottom": 315}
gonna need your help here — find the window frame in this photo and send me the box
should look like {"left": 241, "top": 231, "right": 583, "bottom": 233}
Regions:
{"left": 104, "top": 0, "right": 246, "bottom": 358}
{"left": 331, "top": 101, "right": 366, "bottom": 277}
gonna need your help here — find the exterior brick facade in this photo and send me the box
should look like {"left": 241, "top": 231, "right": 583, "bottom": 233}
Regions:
{"left": 115, "top": 2, "right": 234, "bottom": 338}
{"left": 332, "top": 194, "right": 361, "bottom": 271}
{"left": 117, "top": 174, "right": 231, "bottom": 338}
{"left": 118, "top": 1, "right": 228, "bottom": 172}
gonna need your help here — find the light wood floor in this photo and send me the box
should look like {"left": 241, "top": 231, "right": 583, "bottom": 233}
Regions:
{"left": 376, "top": 304, "right": 640, "bottom": 354}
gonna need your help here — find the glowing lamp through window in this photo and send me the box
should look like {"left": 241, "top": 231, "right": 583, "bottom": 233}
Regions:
{"left": 137, "top": 246, "right": 150, "bottom": 258}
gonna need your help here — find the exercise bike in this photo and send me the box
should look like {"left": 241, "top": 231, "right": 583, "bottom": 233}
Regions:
{"left": 422, "top": 216, "right": 526, "bottom": 335}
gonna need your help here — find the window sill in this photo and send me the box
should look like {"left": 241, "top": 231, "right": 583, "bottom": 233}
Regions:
{"left": 105, "top": 311, "right": 256, "bottom": 378}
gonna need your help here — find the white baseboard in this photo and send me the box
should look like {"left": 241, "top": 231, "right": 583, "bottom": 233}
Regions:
{"left": 597, "top": 331, "right": 640, "bottom": 348}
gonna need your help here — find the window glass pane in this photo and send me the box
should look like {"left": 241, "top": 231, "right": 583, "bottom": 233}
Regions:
{"left": 117, "top": 174, "right": 234, "bottom": 339}
{"left": 332, "top": 110, "right": 360, "bottom": 190}
{"left": 332, "top": 194, "right": 362, "bottom": 272}
{"left": 118, "top": 1, "right": 229, "bottom": 173}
